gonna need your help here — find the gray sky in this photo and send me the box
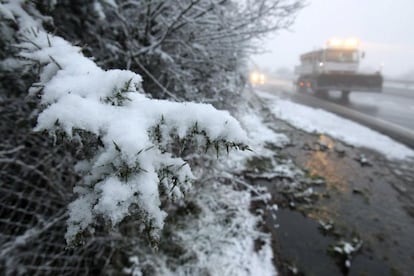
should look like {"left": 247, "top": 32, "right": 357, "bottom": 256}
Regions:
{"left": 253, "top": 0, "right": 414, "bottom": 77}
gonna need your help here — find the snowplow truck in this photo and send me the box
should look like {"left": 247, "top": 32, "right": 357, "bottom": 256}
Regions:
{"left": 295, "top": 38, "right": 383, "bottom": 99}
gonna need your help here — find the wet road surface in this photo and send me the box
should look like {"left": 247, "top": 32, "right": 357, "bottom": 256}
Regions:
{"left": 315, "top": 86, "right": 414, "bottom": 131}
{"left": 246, "top": 94, "right": 414, "bottom": 275}
{"left": 264, "top": 80, "right": 414, "bottom": 131}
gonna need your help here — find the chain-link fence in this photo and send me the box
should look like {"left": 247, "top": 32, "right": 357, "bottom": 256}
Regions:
{"left": 0, "top": 97, "right": 114, "bottom": 275}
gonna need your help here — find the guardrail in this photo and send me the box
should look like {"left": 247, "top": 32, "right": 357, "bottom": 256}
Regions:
{"left": 384, "top": 78, "right": 414, "bottom": 90}
{"left": 385, "top": 78, "right": 414, "bottom": 85}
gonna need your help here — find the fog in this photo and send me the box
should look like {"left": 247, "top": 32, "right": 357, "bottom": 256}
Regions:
{"left": 253, "top": 0, "right": 414, "bottom": 78}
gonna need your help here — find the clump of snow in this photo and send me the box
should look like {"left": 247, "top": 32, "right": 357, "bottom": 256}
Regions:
{"left": 259, "top": 92, "right": 414, "bottom": 160}
{"left": 1, "top": 0, "right": 44, "bottom": 30}
{"left": 15, "top": 25, "right": 247, "bottom": 244}
{"left": 332, "top": 238, "right": 363, "bottom": 269}
{"left": 224, "top": 110, "right": 290, "bottom": 172}
{"left": 239, "top": 112, "right": 289, "bottom": 149}
{"left": 101, "top": 0, "right": 118, "bottom": 8}
{"left": 93, "top": 2, "right": 106, "bottom": 20}
{"left": 0, "top": 2, "right": 15, "bottom": 21}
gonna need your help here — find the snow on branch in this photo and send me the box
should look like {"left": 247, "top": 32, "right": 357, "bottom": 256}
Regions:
{"left": 14, "top": 26, "right": 248, "bottom": 245}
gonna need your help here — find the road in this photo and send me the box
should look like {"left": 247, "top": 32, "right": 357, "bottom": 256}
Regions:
{"left": 254, "top": 80, "right": 414, "bottom": 275}
{"left": 263, "top": 79, "right": 414, "bottom": 147}
{"left": 316, "top": 86, "right": 414, "bottom": 131}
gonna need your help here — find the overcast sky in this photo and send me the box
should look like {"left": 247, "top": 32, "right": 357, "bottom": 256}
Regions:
{"left": 253, "top": 0, "right": 414, "bottom": 77}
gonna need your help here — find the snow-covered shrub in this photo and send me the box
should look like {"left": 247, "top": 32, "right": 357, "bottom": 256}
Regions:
{"left": 1, "top": 1, "right": 304, "bottom": 274}
{"left": 1, "top": 1, "right": 249, "bottom": 246}
{"left": 17, "top": 29, "right": 248, "bottom": 245}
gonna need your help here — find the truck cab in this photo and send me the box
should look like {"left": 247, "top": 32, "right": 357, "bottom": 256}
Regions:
{"left": 295, "top": 38, "right": 382, "bottom": 100}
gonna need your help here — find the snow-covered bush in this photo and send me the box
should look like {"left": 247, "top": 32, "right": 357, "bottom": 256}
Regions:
{"left": 3, "top": 1, "right": 248, "bottom": 245}
{"left": 1, "top": 1, "right": 304, "bottom": 274}
{"left": 27, "top": 32, "right": 249, "bottom": 245}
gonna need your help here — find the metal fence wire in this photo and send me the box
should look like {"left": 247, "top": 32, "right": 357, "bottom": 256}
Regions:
{"left": 0, "top": 97, "right": 113, "bottom": 275}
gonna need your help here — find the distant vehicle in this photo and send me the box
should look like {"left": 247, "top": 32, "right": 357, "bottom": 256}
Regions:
{"left": 249, "top": 71, "right": 266, "bottom": 86}
{"left": 295, "top": 38, "right": 383, "bottom": 99}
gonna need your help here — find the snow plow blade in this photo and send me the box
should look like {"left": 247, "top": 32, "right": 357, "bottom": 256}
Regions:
{"left": 316, "top": 73, "right": 383, "bottom": 92}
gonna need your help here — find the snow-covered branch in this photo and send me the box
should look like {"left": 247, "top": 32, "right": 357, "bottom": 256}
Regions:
{"left": 42, "top": 0, "right": 304, "bottom": 100}
{"left": 4, "top": 2, "right": 249, "bottom": 245}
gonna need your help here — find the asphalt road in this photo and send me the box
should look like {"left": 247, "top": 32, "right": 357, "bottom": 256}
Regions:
{"left": 316, "top": 86, "right": 414, "bottom": 131}
{"left": 263, "top": 79, "right": 414, "bottom": 148}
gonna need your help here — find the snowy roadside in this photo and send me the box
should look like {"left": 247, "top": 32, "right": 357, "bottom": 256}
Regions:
{"left": 4, "top": 1, "right": 414, "bottom": 274}
{"left": 255, "top": 90, "right": 414, "bottom": 161}
{"left": 124, "top": 101, "right": 285, "bottom": 276}
{"left": 0, "top": 3, "right": 283, "bottom": 275}
{"left": 206, "top": 86, "right": 414, "bottom": 275}
{"left": 237, "top": 89, "right": 414, "bottom": 275}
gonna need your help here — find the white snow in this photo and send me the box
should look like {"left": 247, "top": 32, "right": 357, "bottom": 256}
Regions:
{"left": 257, "top": 91, "right": 414, "bottom": 160}
{"left": 239, "top": 112, "right": 290, "bottom": 149}
{"left": 0, "top": 2, "right": 15, "bottom": 21}
{"left": 1, "top": 0, "right": 44, "bottom": 30}
{"left": 14, "top": 22, "right": 247, "bottom": 244}
{"left": 4, "top": 2, "right": 277, "bottom": 275}
{"left": 125, "top": 183, "right": 277, "bottom": 276}
{"left": 101, "top": 0, "right": 118, "bottom": 8}
{"left": 223, "top": 110, "right": 290, "bottom": 172}
{"left": 93, "top": 2, "right": 106, "bottom": 20}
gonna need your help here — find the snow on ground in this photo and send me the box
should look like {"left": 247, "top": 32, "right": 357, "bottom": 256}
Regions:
{"left": 256, "top": 91, "right": 414, "bottom": 160}
{"left": 238, "top": 112, "right": 289, "bottom": 149}
{"left": 5, "top": 2, "right": 279, "bottom": 274}
{"left": 4, "top": 2, "right": 279, "bottom": 276}
{"left": 222, "top": 109, "right": 290, "bottom": 172}
{"left": 124, "top": 109, "right": 282, "bottom": 276}
{"left": 125, "top": 183, "right": 277, "bottom": 276}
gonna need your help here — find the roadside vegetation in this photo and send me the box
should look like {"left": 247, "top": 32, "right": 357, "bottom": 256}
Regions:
{"left": 0, "top": 0, "right": 304, "bottom": 274}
